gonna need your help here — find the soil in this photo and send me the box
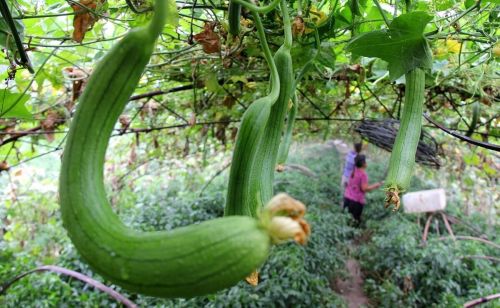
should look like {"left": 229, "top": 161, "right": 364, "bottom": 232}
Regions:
{"left": 332, "top": 258, "right": 369, "bottom": 308}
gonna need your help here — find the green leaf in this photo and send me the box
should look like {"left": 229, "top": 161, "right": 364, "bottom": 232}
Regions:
{"left": 433, "top": 0, "right": 456, "bottom": 11}
{"left": 131, "top": 0, "right": 178, "bottom": 28}
{"left": 346, "top": 11, "right": 433, "bottom": 80}
{"left": 317, "top": 10, "right": 337, "bottom": 36}
{"left": 166, "top": 0, "right": 179, "bottom": 27}
{"left": 0, "top": 17, "right": 24, "bottom": 53}
{"left": 205, "top": 72, "right": 221, "bottom": 93}
{"left": 359, "top": 5, "right": 384, "bottom": 33}
{"left": 334, "top": 6, "right": 353, "bottom": 29}
{"left": 0, "top": 90, "right": 32, "bottom": 119}
{"left": 315, "top": 42, "right": 336, "bottom": 69}
{"left": 482, "top": 163, "right": 497, "bottom": 176}
{"left": 463, "top": 176, "right": 474, "bottom": 187}
{"left": 129, "top": 13, "right": 150, "bottom": 28}
{"left": 464, "top": 0, "right": 476, "bottom": 8}
{"left": 229, "top": 75, "right": 249, "bottom": 84}
{"left": 463, "top": 153, "right": 480, "bottom": 166}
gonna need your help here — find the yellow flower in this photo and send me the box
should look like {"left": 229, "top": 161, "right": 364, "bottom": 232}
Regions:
{"left": 446, "top": 39, "right": 461, "bottom": 54}
{"left": 305, "top": 6, "right": 328, "bottom": 34}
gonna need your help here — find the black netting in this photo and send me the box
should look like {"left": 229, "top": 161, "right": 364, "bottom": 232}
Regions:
{"left": 355, "top": 119, "right": 440, "bottom": 168}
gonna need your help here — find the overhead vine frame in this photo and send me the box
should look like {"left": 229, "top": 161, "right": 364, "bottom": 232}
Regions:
{"left": 355, "top": 118, "right": 441, "bottom": 169}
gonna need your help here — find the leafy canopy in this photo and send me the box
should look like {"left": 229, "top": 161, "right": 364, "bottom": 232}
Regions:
{"left": 346, "top": 11, "right": 433, "bottom": 80}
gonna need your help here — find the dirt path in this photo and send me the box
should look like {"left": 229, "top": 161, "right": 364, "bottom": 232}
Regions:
{"left": 332, "top": 256, "right": 369, "bottom": 308}
{"left": 331, "top": 139, "right": 370, "bottom": 308}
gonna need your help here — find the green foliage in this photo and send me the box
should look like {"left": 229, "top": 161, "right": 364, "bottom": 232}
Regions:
{"left": 315, "top": 42, "right": 337, "bottom": 69}
{"left": 348, "top": 0, "right": 368, "bottom": 17}
{"left": 1, "top": 0, "right": 498, "bottom": 180}
{"left": 347, "top": 12, "right": 433, "bottom": 79}
{"left": 359, "top": 210, "right": 500, "bottom": 307}
{"left": 0, "top": 0, "right": 498, "bottom": 302}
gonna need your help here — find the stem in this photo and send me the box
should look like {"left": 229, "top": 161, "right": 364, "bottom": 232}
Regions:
{"left": 0, "top": 0, "right": 34, "bottom": 73}
{"left": 405, "top": 0, "right": 411, "bottom": 12}
{"left": 25, "top": 35, "right": 126, "bottom": 48}
{"left": 331, "top": 0, "right": 339, "bottom": 14}
{"left": 373, "top": 0, "right": 390, "bottom": 27}
{"left": 276, "top": 94, "right": 297, "bottom": 164}
{"left": 313, "top": 26, "right": 320, "bottom": 49}
{"left": 232, "top": 0, "right": 280, "bottom": 14}
{"left": 292, "top": 28, "right": 320, "bottom": 92}
{"left": 13, "top": 12, "right": 76, "bottom": 19}
{"left": 252, "top": 11, "right": 280, "bottom": 102}
{"left": 280, "top": 0, "right": 292, "bottom": 49}
{"left": 148, "top": 0, "right": 169, "bottom": 37}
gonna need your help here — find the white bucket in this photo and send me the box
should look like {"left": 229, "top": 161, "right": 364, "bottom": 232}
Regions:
{"left": 402, "top": 188, "right": 446, "bottom": 213}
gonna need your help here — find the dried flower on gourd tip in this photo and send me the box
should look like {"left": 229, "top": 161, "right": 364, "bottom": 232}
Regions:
{"left": 385, "top": 188, "right": 400, "bottom": 211}
{"left": 268, "top": 216, "right": 310, "bottom": 245}
{"left": 245, "top": 270, "right": 259, "bottom": 286}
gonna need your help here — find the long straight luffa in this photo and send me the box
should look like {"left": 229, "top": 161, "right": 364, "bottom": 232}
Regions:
{"left": 384, "top": 68, "right": 425, "bottom": 210}
{"left": 225, "top": 11, "right": 280, "bottom": 217}
{"left": 248, "top": 0, "right": 295, "bottom": 210}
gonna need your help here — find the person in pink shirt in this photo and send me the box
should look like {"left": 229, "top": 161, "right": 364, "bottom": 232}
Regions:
{"left": 341, "top": 142, "right": 363, "bottom": 209}
{"left": 344, "top": 155, "right": 383, "bottom": 225}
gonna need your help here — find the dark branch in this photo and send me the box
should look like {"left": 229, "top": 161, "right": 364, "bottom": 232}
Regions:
{"left": 0, "top": 0, "right": 34, "bottom": 73}
{"left": 364, "top": 84, "right": 394, "bottom": 118}
{"left": 424, "top": 113, "right": 500, "bottom": 152}
{"left": 129, "top": 83, "right": 201, "bottom": 101}
{"left": 297, "top": 89, "right": 329, "bottom": 118}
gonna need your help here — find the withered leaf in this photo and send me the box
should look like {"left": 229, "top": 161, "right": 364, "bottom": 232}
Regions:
{"left": 0, "top": 161, "right": 9, "bottom": 172}
{"left": 40, "top": 111, "right": 63, "bottom": 142}
{"left": 71, "top": 0, "right": 106, "bottom": 43}
{"left": 292, "top": 16, "right": 305, "bottom": 37}
{"left": 193, "top": 22, "right": 221, "bottom": 54}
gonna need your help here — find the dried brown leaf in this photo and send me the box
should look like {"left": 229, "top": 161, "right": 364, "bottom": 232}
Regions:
{"left": 193, "top": 22, "right": 221, "bottom": 54}
{"left": 71, "top": 0, "right": 106, "bottom": 43}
